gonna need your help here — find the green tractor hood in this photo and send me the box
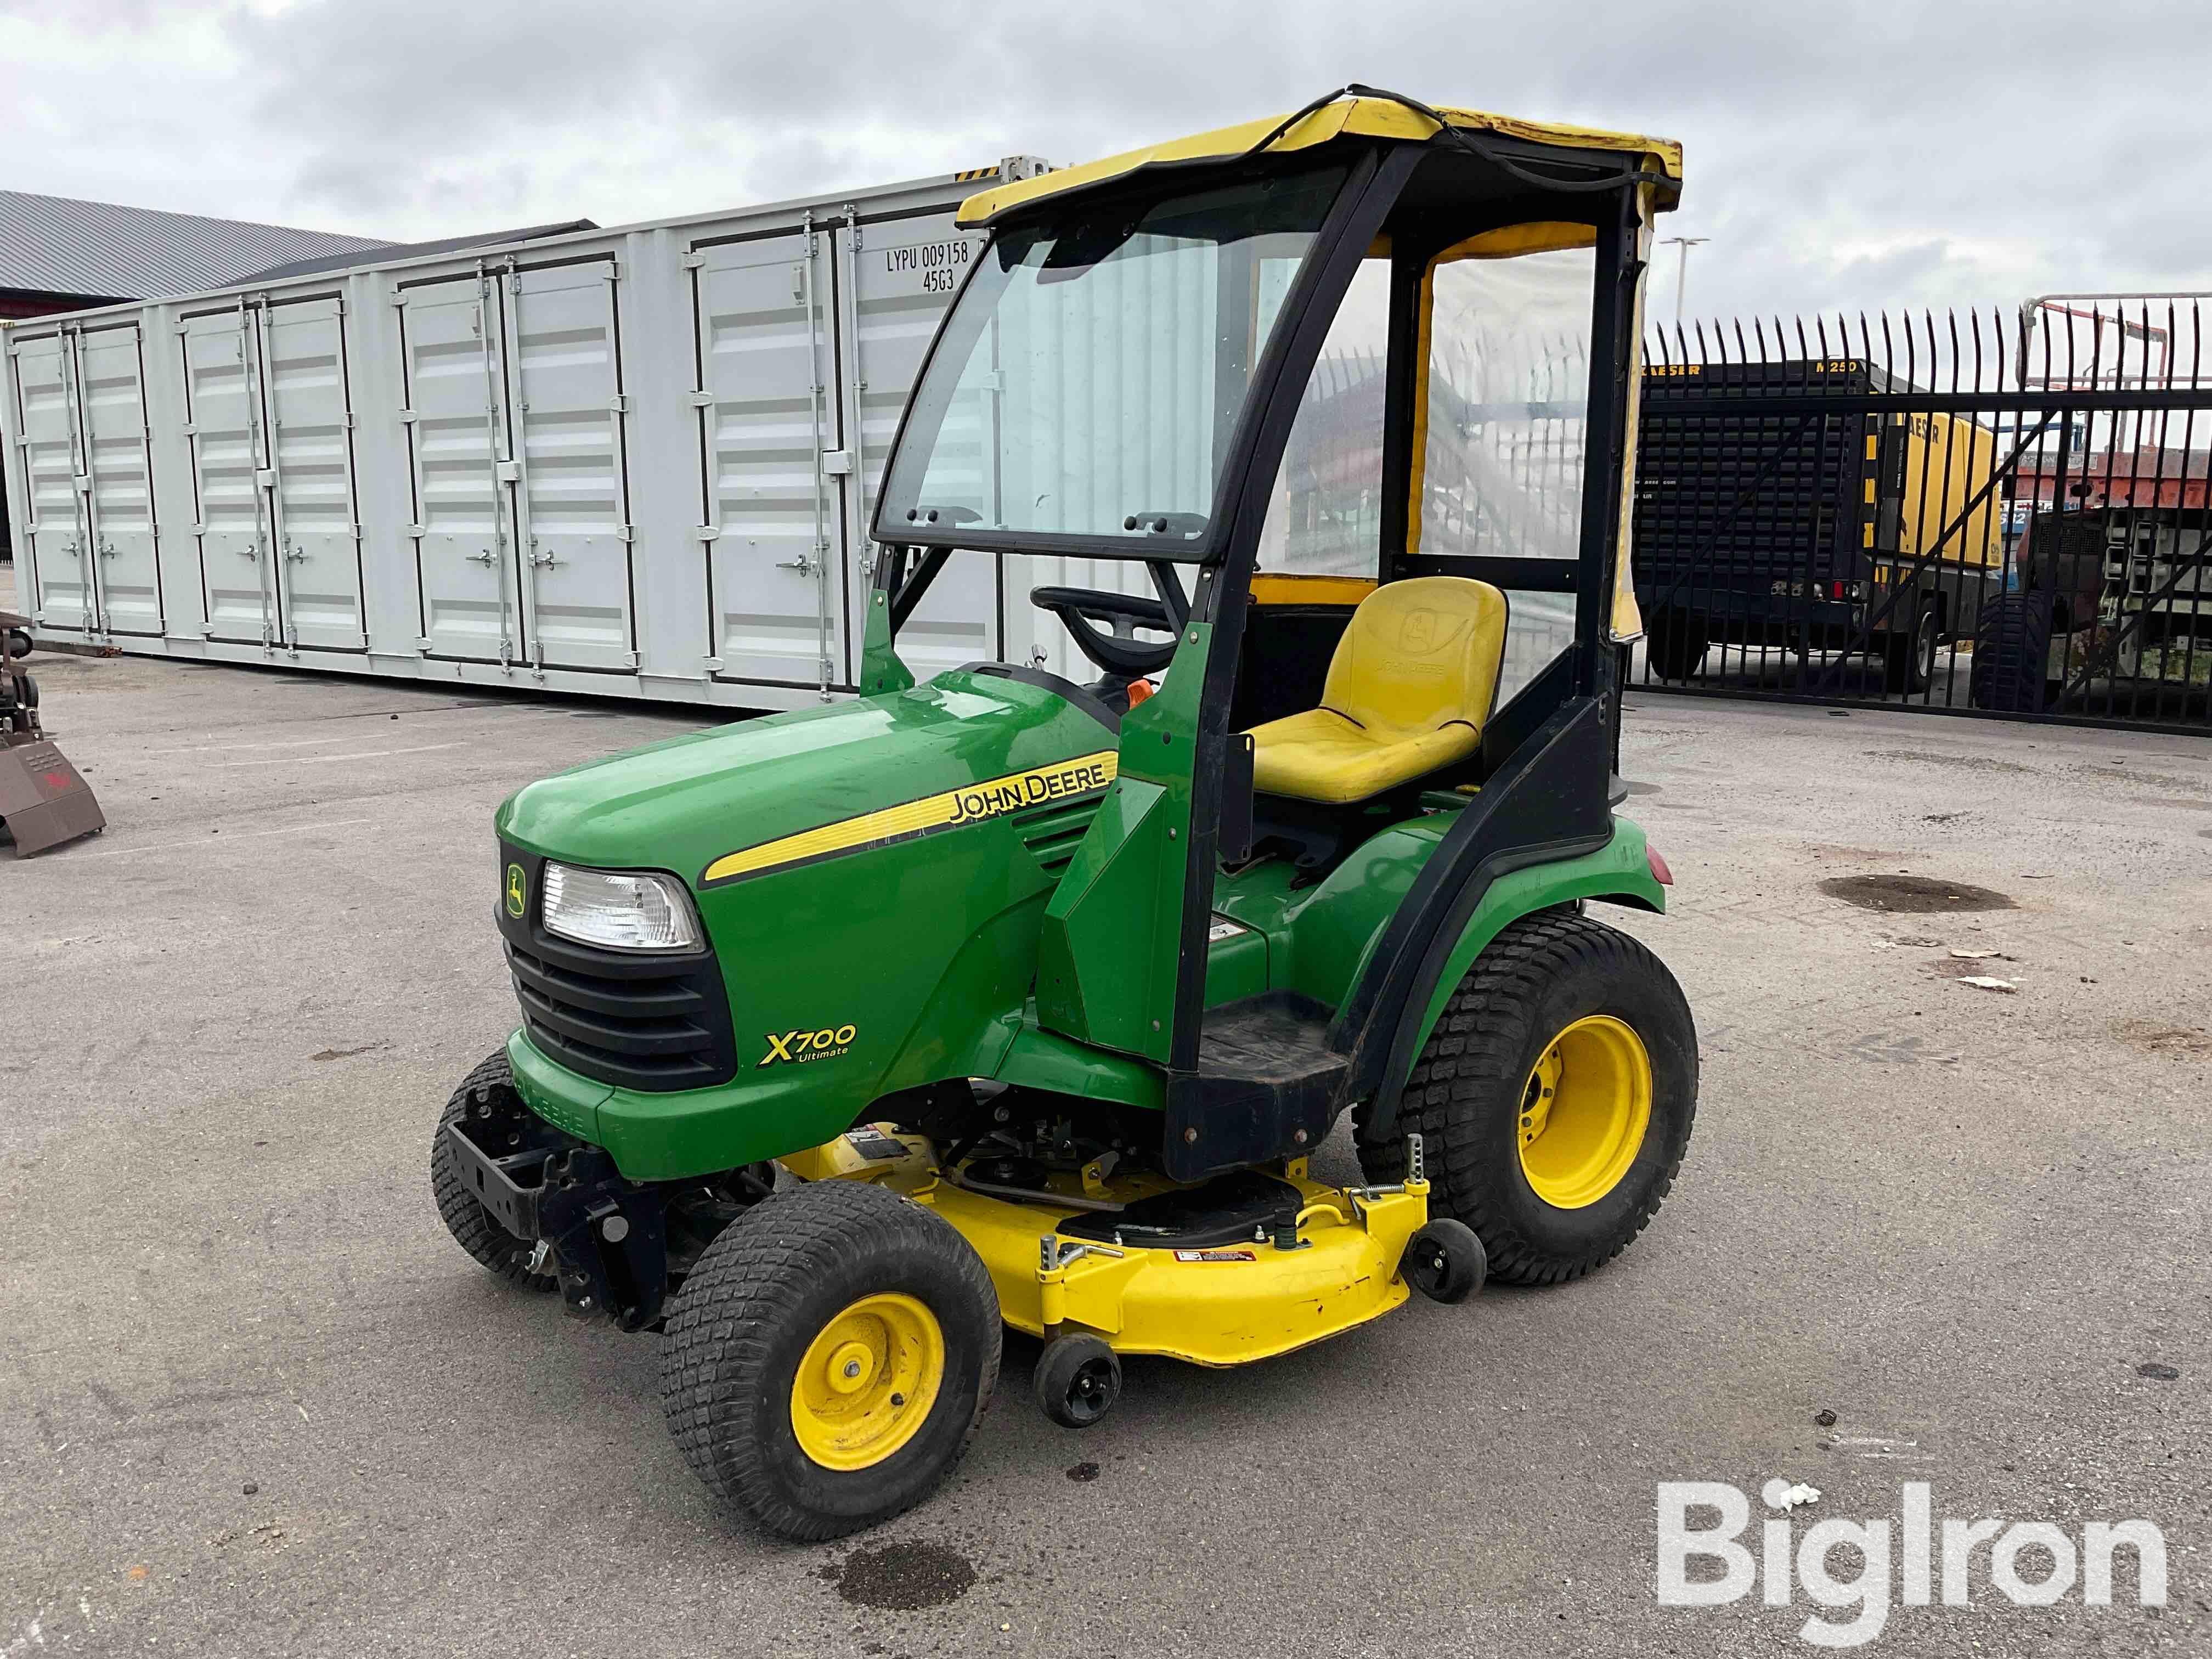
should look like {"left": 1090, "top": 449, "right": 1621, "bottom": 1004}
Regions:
{"left": 498, "top": 672, "right": 1119, "bottom": 888}
{"left": 493, "top": 670, "right": 1124, "bottom": 1176}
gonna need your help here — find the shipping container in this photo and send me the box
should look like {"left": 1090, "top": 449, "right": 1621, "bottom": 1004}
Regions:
{"left": 0, "top": 157, "right": 1180, "bottom": 710}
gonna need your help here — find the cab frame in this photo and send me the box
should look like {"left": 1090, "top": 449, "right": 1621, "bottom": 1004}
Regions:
{"left": 863, "top": 101, "right": 1668, "bottom": 1178}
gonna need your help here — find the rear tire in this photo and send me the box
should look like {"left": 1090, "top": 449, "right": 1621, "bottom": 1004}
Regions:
{"left": 431, "top": 1051, "right": 557, "bottom": 1291}
{"left": 1970, "top": 592, "right": 2053, "bottom": 712}
{"left": 1356, "top": 913, "right": 1697, "bottom": 1285}
{"left": 659, "top": 1180, "right": 1001, "bottom": 1542}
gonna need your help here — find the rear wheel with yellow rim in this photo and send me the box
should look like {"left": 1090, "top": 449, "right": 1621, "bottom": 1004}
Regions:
{"left": 1357, "top": 911, "right": 1696, "bottom": 1285}
{"left": 1515, "top": 1014, "right": 1654, "bottom": 1210}
{"left": 660, "top": 1178, "right": 1000, "bottom": 1541}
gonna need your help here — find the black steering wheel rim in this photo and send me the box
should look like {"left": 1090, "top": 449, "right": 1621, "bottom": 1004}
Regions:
{"left": 1029, "top": 561, "right": 1191, "bottom": 678}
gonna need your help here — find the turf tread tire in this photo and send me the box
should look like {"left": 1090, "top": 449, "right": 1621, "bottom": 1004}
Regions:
{"left": 1355, "top": 911, "right": 1697, "bottom": 1287}
{"left": 431, "top": 1049, "right": 557, "bottom": 1291}
{"left": 659, "top": 1179, "right": 1000, "bottom": 1542}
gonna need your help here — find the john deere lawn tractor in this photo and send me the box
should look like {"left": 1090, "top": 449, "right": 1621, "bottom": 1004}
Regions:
{"left": 432, "top": 87, "right": 1697, "bottom": 1541}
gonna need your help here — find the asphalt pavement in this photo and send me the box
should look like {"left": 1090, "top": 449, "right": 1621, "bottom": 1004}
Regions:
{"left": 3, "top": 615, "right": 2207, "bottom": 1657}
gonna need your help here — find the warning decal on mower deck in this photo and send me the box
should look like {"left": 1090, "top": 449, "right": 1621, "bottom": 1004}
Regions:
{"left": 699, "top": 751, "right": 1118, "bottom": 887}
{"left": 1173, "top": 1248, "right": 1257, "bottom": 1263}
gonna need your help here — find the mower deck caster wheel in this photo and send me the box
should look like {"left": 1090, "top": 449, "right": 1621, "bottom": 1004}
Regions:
{"left": 1035, "top": 1333, "right": 1120, "bottom": 1428}
{"left": 1402, "top": 1219, "right": 1486, "bottom": 1304}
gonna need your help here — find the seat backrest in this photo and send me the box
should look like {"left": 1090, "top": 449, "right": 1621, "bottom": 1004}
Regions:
{"left": 1320, "top": 576, "right": 1509, "bottom": 739}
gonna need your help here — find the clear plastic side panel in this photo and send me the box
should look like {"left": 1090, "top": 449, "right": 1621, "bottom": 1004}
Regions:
{"left": 1257, "top": 256, "right": 1391, "bottom": 579}
{"left": 505, "top": 261, "right": 635, "bottom": 670}
{"left": 400, "top": 277, "right": 516, "bottom": 663}
{"left": 1419, "top": 246, "right": 1595, "bottom": 702}
{"left": 259, "top": 297, "right": 365, "bottom": 649}
{"left": 8, "top": 332, "right": 95, "bottom": 631}
{"left": 692, "top": 233, "right": 841, "bottom": 687}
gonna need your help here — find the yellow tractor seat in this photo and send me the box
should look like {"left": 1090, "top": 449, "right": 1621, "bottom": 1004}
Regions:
{"left": 1244, "top": 576, "right": 1508, "bottom": 805}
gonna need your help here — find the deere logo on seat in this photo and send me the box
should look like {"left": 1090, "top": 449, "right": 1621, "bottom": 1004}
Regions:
{"left": 504, "top": 863, "right": 527, "bottom": 918}
{"left": 1397, "top": 608, "right": 1469, "bottom": 655}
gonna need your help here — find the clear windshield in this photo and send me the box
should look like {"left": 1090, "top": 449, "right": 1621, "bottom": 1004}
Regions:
{"left": 877, "top": 165, "right": 1351, "bottom": 549}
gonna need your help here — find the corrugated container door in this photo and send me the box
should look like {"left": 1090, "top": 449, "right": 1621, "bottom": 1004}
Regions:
{"left": 502, "top": 259, "right": 636, "bottom": 672}
{"left": 70, "top": 324, "right": 162, "bottom": 637}
{"left": 399, "top": 275, "right": 522, "bottom": 665}
{"left": 180, "top": 306, "right": 279, "bottom": 645}
{"left": 257, "top": 296, "right": 365, "bottom": 650}
{"left": 6, "top": 330, "right": 99, "bottom": 634}
{"left": 834, "top": 210, "right": 998, "bottom": 677}
{"left": 691, "top": 230, "right": 842, "bottom": 690}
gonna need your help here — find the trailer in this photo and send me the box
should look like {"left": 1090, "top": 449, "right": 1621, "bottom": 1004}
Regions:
{"left": 1632, "top": 358, "right": 2004, "bottom": 691}
{"left": 1971, "top": 502, "right": 2212, "bottom": 712}
{"left": 0, "top": 157, "right": 1199, "bottom": 711}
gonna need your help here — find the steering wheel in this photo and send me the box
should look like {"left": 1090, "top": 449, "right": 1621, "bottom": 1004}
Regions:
{"left": 1030, "top": 562, "right": 1192, "bottom": 678}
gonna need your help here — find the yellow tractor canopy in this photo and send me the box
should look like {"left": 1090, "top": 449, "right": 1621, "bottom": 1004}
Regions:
{"left": 955, "top": 98, "right": 1683, "bottom": 228}
{"left": 957, "top": 97, "right": 1680, "bottom": 642}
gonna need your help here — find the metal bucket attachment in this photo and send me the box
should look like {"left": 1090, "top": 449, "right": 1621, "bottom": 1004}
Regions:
{"left": 0, "top": 611, "right": 104, "bottom": 856}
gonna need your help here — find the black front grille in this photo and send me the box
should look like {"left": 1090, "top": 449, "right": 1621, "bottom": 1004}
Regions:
{"left": 497, "top": 845, "right": 738, "bottom": 1092}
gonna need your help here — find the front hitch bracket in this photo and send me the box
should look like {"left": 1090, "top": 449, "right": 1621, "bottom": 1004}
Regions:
{"left": 535, "top": 1146, "right": 669, "bottom": 1330}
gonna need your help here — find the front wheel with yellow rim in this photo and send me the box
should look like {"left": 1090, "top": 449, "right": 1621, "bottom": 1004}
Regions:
{"left": 1356, "top": 911, "right": 1697, "bottom": 1286}
{"left": 659, "top": 1179, "right": 1000, "bottom": 1542}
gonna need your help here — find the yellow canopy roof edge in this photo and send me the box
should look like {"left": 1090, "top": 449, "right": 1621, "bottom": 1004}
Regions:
{"left": 1434, "top": 222, "right": 1597, "bottom": 263}
{"left": 957, "top": 98, "right": 1683, "bottom": 228}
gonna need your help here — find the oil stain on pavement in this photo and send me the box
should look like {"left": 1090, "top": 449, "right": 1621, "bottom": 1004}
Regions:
{"left": 1819, "top": 873, "right": 2016, "bottom": 912}
{"left": 819, "top": 1538, "right": 979, "bottom": 1611}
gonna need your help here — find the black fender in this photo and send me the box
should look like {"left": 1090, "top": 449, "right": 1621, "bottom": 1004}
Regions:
{"left": 1327, "top": 692, "right": 1616, "bottom": 1143}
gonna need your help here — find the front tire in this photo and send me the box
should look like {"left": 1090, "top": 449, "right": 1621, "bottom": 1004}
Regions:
{"left": 1357, "top": 913, "right": 1697, "bottom": 1285}
{"left": 431, "top": 1050, "right": 556, "bottom": 1291}
{"left": 659, "top": 1180, "right": 1001, "bottom": 1542}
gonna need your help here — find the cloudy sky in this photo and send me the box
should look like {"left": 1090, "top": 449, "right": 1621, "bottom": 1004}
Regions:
{"left": 5, "top": 0, "right": 2208, "bottom": 338}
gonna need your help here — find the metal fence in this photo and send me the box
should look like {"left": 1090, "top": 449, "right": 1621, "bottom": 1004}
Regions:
{"left": 1630, "top": 298, "right": 2212, "bottom": 733}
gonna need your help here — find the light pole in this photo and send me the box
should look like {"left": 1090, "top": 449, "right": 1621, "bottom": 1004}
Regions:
{"left": 1660, "top": 236, "right": 1709, "bottom": 325}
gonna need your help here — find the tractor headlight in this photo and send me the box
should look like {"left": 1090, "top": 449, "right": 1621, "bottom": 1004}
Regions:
{"left": 540, "top": 862, "right": 703, "bottom": 952}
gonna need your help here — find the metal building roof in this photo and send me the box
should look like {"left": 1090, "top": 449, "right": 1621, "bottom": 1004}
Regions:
{"left": 230, "top": 221, "right": 600, "bottom": 286}
{"left": 0, "top": 189, "right": 394, "bottom": 302}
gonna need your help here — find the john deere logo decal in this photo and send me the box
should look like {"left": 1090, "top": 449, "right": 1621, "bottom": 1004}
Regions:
{"left": 700, "top": 751, "right": 1118, "bottom": 887}
{"left": 504, "top": 863, "right": 527, "bottom": 918}
{"left": 760, "top": 1024, "right": 859, "bottom": 1067}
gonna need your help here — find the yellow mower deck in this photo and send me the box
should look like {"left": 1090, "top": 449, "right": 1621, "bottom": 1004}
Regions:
{"left": 781, "top": 1130, "right": 1430, "bottom": 1367}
